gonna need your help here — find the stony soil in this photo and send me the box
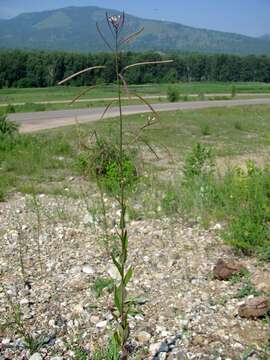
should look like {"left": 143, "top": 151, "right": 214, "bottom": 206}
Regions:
{"left": 0, "top": 191, "right": 269, "bottom": 360}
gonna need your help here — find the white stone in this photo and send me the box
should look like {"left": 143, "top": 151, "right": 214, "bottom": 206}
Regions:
{"left": 83, "top": 213, "right": 94, "bottom": 225}
{"left": 29, "top": 354, "right": 43, "bottom": 360}
{"left": 82, "top": 265, "right": 94, "bottom": 275}
{"left": 96, "top": 320, "right": 107, "bottom": 329}
{"left": 106, "top": 263, "right": 121, "bottom": 280}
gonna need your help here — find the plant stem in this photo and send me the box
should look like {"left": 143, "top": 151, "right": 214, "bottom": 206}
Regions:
{"left": 115, "top": 32, "right": 128, "bottom": 359}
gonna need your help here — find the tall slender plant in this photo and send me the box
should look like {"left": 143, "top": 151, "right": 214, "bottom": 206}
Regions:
{"left": 59, "top": 12, "right": 172, "bottom": 359}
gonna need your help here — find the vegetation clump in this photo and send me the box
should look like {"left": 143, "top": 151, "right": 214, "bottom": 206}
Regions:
{"left": 167, "top": 86, "right": 180, "bottom": 102}
{"left": 0, "top": 115, "right": 19, "bottom": 136}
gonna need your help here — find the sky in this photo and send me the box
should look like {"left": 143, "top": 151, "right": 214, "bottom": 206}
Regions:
{"left": 0, "top": 0, "right": 269, "bottom": 37}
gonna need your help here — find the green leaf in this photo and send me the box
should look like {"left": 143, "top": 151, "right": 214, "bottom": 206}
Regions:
{"left": 124, "top": 266, "right": 133, "bottom": 285}
{"left": 114, "top": 286, "right": 122, "bottom": 313}
{"left": 125, "top": 296, "right": 147, "bottom": 305}
{"left": 111, "top": 253, "right": 122, "bottom": 275}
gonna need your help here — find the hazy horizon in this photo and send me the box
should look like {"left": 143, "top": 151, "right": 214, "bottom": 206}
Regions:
{"left": 0, "top": 0, "right": 269, "bottom": 38}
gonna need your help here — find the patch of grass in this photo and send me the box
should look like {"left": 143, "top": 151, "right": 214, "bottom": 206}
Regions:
{"left": 235, "top": 280, "right": 262, "bottom": 299}
{"left": 164, "top": 142, "right": 270, "bottom": 258}
{"left": 201, "top": 123, "right": 211, "bottom": 136}
{"left": 0, "top": 115, "right": 19, "bottom": 135}
{"left": 1, "top": 82, "right": 269, "bottom": 105}
{"left": 167, "top": 86, "right": 180, "bottom": 102}
{"left": 92, "top": 277, "right": 115, "bottom": 298}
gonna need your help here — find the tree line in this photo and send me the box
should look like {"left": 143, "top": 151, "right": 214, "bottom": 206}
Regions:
{"left": 0, "top": 49, "right": 270, "bottom": 88}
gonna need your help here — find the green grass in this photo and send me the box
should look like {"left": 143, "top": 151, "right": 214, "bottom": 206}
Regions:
{"left": 1, "top": 104, "right": 270, "bottom": 200}
{"left": 1, "top": 81, "right": 270, "bottom": 104}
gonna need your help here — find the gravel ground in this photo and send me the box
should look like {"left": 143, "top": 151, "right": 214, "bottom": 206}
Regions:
{"left": 0, "top": 192, "right": 269, "bottom": 360}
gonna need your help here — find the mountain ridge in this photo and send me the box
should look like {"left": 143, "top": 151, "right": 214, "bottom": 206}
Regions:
{"left": 0, "top": 6, "right": 270, "bottom": 55}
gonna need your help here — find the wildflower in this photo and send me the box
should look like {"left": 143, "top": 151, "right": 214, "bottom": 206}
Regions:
{"left": 107, "top": 12, "right": 125, "bottom": 33}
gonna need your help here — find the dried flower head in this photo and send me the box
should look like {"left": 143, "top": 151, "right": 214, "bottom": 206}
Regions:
{"left": 106, "top": 12, "right": 125, "bottom": 34}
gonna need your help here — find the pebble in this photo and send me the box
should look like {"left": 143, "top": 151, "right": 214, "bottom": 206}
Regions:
{"left": 96, "top": 320, "right": 107, "bottom": 329}
{"left": 82, "top": 265, "right": 94, "bottom": 275}
{"left": 136, "top": 331, "right": 151, "bottom": 343}
{"left": 29, "top": 354, "right": 43, "bottom": 360}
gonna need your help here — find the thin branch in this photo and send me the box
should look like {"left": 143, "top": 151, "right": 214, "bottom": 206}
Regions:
{"left": 121, "top": 60, "right": 173, "bottom": 73}
{"left": 106, "top": 12, "right": 116, "bottom": 39}
{"left": 129, "top": 92, "right": 160, "bottom": 121}
{"left": 58, "top": 66, "right": 105, "bottom": 85}
{"left": 119, "top": 27, "right": 144, "bottom": 46}
{"left": 99, "top": 100, "right": 117, "bottom": 121}
{"left": 96, "top": 21, "right": 114, "bottom": 51}
{"left": 119, "top": 73, "right": 131, "bottom": 100}
{"left": 70, "top": 85, "right": 97, "bottom": 104}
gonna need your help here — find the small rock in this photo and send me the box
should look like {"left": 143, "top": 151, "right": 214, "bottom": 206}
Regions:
{"left": 29, "top": 353, "right": 43, "bottom": 360}
{"left": 83, "top": 213, "right": 94, "bottom": 225}
{"left": 213, "top": 259, "right": 245, "bottom": 280}
{"left": 96, "top": 320, "right": 107, "bottom": 329}
{"left": 82, "top": 265, "right": 94, "bottom": 275}
{"left": 149, "top": 342, "right": 161, "bottom": 355}
{"left": 51, "top": 357, "right": 64, "bottom": 360}
{"left": 106, "top": 263, "right": 121, "bottom": 281}
{"left": 238, "top": 296, "right": 269, "bottom": 318}
{"left": 2, "top": 338, "right": 10, "bottom": 345}
{"left": 193, "top": 335, "right": 204, "bottom": 346}
{"left": 136, "top": 331, "right": 151, "bottom": 343}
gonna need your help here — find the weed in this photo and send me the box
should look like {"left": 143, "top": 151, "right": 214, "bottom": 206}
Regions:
{"left": 234, "top": 121, "right": 243, "bottom": 130}
{"left": 235, "top": 280, "right": 262, "bottom": 299}
{"left": 183, "top": 143, "right": 214, "bottom": 179}
{"left": 231, "top": 85, "right": 237, "bottom": 98}
{"left": 92, "top": 277, "right": 115, "bottom": 298}
{"left": 167, "top": 86, "right": 180, "bottom": 102}
{"left": 58, "top": 12, "right": 172, "bottom": 358}
{"left": 201, "top": 123, "right": 211, "bottom": 136}
{"left": 0, "top": 115, "right": 19, "bottom": 136}
{"left": 93, "top": 338, "right": 119, "bottom": 360}
{"left": 6, "top": 104, "right": 16, "bottom": 113}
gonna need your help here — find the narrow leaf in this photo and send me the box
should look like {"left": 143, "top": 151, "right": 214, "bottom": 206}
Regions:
{"left": 99, "top": 100, "right": 117, "bottom": 121}
{"left": 129, "top": 92, "right": 160, "bottom": 121}
{"left": 119, "top": 27, "right": 144, "bottom": 46}
{"left": 96, "top": 22, "right": 114, "bottom": 51}
{"left": 70, "top": 85, "right": 97, "bottom": 105}
{"left": 58, "top": 66, "right": 105, "bottom": 85}
{"left": 119, "top": 73, "right": 131, "bottom": 100}
{"left": 122, "top": 60, "right": 173, "bottom": 73}
{"left": 111, "top": 253, "right": 122, "bottom": 275}
{"left": 124, "top": 266, "right": 133, "bottom": 285}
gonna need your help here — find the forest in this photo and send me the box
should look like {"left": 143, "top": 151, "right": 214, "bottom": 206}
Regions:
{"left": 1, "top": 49, "right": 270, "bottom": 88}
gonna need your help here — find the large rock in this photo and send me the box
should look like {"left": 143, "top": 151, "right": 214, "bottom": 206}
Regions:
{"left": 213, "top": 259, "right": 245, "bottom": 280}
{"left": 238, "top": 297, "right": 269, "bottom": 319}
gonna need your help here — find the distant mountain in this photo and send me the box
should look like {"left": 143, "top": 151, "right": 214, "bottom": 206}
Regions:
{"left": 1, "top": 6, "right": 270, "bottom": 55}
{"left": 260, "top": 34, "right": 270, "bottom": 41}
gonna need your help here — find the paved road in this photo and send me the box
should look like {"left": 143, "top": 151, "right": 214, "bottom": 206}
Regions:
{"left": 9, "top": 98, "right": 270, "bottom": 133}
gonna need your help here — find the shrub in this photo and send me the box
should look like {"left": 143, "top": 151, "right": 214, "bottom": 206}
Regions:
{"left": 167, "top": 86, "right": 180, "bottom": 102}
{"left": 0, "top": 115, "right": 19, "bottom": 136}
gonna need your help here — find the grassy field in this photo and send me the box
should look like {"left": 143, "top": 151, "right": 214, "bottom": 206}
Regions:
{"left": 1, "top": 81, "right": 270, "bottom": 105}
{"left": 1, "top": 103, "right": 270, "bottom": 259}
{"left": 1, "top": 104, "right": 270, "bottom": 197}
